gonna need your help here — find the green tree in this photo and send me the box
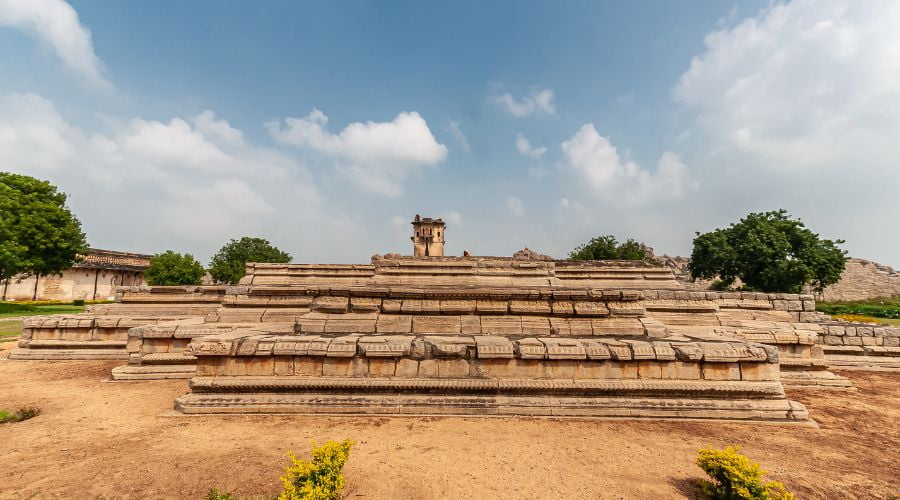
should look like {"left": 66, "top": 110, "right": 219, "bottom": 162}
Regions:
{"left": 568, "top": 235, "right": 654, "bottom": 262}
{"left": 144, "top": 251, "right": 205, "bottom": 286}
{"left": 208, "top": 237, "right": 291, "bottom": 284}
{"left": 689, "top": 210, "right": 846, "bottom": 293}
{"left": 0, "top": 172, "right": 89, "bottom": 284}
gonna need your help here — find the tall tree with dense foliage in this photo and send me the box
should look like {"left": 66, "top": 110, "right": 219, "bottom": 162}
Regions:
{"left": 568, "top": 235, "right": 654, "bottom": 262}
{"left": 144, "top": 251, "right": 205, "bottom": 286}
{"left": 0, "top": 172, "right": 89, "bottom": 283}
{"left": 208, "top": 237, "right": 292, "bottom": 284}
{"left": 689, "top": 210, "right": 846, "bottom": 293}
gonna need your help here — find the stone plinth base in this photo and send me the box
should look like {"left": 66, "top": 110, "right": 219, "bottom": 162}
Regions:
{"left": 8, "top": 347, "right": 128, "bottom": 360}
{"left": 779, "top": 369, "right": 854, "bottom": 389}
{"left": 174, "top": 377, "right": 810, "bottom": 423}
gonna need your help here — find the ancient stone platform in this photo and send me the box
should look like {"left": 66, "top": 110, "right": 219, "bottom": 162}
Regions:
{"left": 9, "top": 286, "right": 225, "bottom": 360}
{"left": 170, "top": 258, "right": 813, "bottom": 423}
{"left": 817, "top": 321, "right": 900, "bottom": 371}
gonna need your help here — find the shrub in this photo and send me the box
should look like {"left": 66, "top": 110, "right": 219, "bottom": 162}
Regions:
{"left": 0, "top": 405, "right": 41, "bottom": 423}
{"left": 832, "top": 313, "right": 883, "bottom": 324}
{"left": 208, "top": 237, "right": 292, "bottom": 285}
{"left": 279, "top": 439, "right": 354, "bottom": 500}
{"left": 144, "top": 251, "right": 205, "bottom": 286}
{"left": 72, "top": 299, "right": 85, "bottom": 306}
{"left": 569, "top": 235, "right": 657, "bottom": 263}
{"left": 0, "top": 302, "right": 38, "bottom": 314}
{"left": 696, "top": 446, "right": 794, "bottom": 500}
{"left": 689, "top": 210, "right": 845, "bottom": 293}
{"left": 205, "top": 489, "right": 235, "bottom": 500}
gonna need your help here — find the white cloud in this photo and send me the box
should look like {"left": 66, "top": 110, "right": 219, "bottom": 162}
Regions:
{"left": 560, "top": 124, "right": 693, "bottom": 205}
{"left": 0, "top": 93, "right": 376, "bottom": 260}
{"left": 672, "top": 0, "right": 900, "bottom": 264}
{"left": 515, "top": 133, "right": 546, "bottom": 158}
{"left": 267, "top": 109, "right": 447, "bottom": 197}
{"left": 0, "top": 0, "right": 110, "bottom": 87}
{"left": 448, "top": 120, "right": 470, "bottom": 153}
{"left": 489, "top": 88, "right": 556, "bottom": 117}
{"left": 506, "top": 197, "right": 524, "bottom": 217}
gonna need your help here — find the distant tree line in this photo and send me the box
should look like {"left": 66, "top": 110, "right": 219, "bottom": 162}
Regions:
{"left": 4, "top": 172, "right": 846, "bottom": 294}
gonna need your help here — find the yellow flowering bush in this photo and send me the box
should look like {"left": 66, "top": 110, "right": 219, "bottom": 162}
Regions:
{"left": 279, "top": 439, "right": 354, "bottom": 500}
{"left": 696, "top": 446, "right": 795, "bottom": 500}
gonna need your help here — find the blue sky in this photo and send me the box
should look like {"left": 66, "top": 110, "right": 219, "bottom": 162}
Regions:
{"left": 1, "top": 0, "right": 898, "bottom": 266}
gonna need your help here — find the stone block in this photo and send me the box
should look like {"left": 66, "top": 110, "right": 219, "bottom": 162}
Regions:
{"left": 196, "top": 359, "right": 217, "bottom": 377}
{"left": 460, "top": 315, "right": 481, "bottom": 334}
{"left": 295, "top": 357, "right": 324, "bottom": 376}
{"left": 638, "top": 361, "right": 663, "bottom": 379}
{"left": 440, "top": 300, "right": 476, "bottom": 313}
{"left": 480, "top": 316, "right": 522, "bottom": 335}
{"left": 438, "top": 358, "right": 470, "bottom": 377}
{"left": 740, "top": 362, "right": 778, "bottom": 381}
{"left": 425, "top": 336, "right": 474, "bottom": 358}
{"left": 323, "top": 318, "right": 376, "bottom": 334}
{"left": 540, "top": 338, "right": 587, "bottom": 360}
{"left": 359, "top": 336, "right": 412, "bottom": 357}
{"left": 349, "top": 297, "right": 381, "bottom": 313}
{"left": 844, "top": 336, "right": 862, "bottom": 346}
{"left": 312, "top": 296, "right": 348, "bottom": 313}
{"left": 607, "top": 361, "right": 638, "bottom": 379}
{"left": 381, "top": 299, "right": 402, "bottom": 313}
{"left": 274, "top": 356, "right": 294, "bottom": 375}
{"left": 475, "top": 336, "right": 515, "bottom": 358}
{"left": 551, "top": 300, "right": 574, "bottom": 315}
{"left": 802, "top": 300, "right": 815, "bottom": 311}
{"left": 574, "top": 361, "right": 609, "bottom": 379}
{"left": 823, "top": 335, "right": 842, "bottom": 345}
{"left": 326, "top": 336, "right": 360, "bottom": 357}
{"left": 581, "top": 340, "right": 612, "bottom": 360}
{"left": 573, "top": 302, "right": 610, "bottom": 316}
{"left": 674, "top": 361, "right": 701, "bottom": 380}
{"left": 544, "top": 360, "right": 577, "bottom": 378}
{"left": 476, "top": 300, "right": 508, "bottom": 313}
{"left": 515, "top": 338, "right": 546, "bottom": 359}
{"left": 652, "top": 342, "right": 677, "bottom": 361}
{"left": 702, "top": 363, "right": 741, "bottom": 381}
{"left": 367, "top": 358, "right": 396, "bottom": 377}
{"left": 418, "top": 359, "right": 438, "bottom": 377}
{"left": 520, "top": 317, "right": 551, "bottom": 335}
{"left": 246, "top": 357, "right": 275, "bottom": 376}
{"left": 605, "top": 341, "right": 633, "bottom": 361}
{"left": 376, "top": 315, "right": 412, "bottom": 334}
{"left": 412, "top": 315, "right": 461, "bottom": 334}
{"left": 510, "top": 300, "right": 551, "bottom": 314}
{"left": 623, "top": 340, "right": 655, "bottom": 360}
{"left": 395, "top": 358, "right": 419, "bottom": 377}
{"left": 474, "top": 358, "right": 515, "bottom": 378}
{"left": 884, "top": 337, "right": 900, "bottom": 347}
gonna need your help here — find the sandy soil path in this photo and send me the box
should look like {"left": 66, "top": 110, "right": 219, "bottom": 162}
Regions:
{"left": 1, "top": 346, "right": 897, "bottom": 499}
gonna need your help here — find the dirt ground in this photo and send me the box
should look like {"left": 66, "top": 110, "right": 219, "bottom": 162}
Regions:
{"left": 1, "top": 343, "right": 898, "bottom": 499}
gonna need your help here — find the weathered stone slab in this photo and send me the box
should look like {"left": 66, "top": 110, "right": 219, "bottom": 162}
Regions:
{"left": 475, "top": 336, "right": 515, "bottom": 358}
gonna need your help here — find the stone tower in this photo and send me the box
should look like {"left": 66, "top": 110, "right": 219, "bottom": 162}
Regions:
{"left": 411, "top": 214, "right": 445, "bottom": 257}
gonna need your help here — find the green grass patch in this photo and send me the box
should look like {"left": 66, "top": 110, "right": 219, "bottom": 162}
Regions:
{"left": 0, "top": 303, "right": 85, "bottom": 319}
{"left": 816, "top": 297, "right": 900, "bottom": 320}
{"left": 0, "top": 319, "right": 22, "bottom": 342}
{"left": 0, "top": 405, "right": 40, "bottom": 424}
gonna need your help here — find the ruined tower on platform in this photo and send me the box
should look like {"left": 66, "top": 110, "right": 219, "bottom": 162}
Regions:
{"left": 411, "top": 214, "right": 445, "bottom": 257}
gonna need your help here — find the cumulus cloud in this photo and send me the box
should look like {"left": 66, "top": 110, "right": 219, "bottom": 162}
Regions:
{"left": 561, "top": 124, "right": 693, "bottom": 204}
{"left": 0, "top": 92, "right": 378, "bottom": 260}
{"left": 0, "top": 0, "right": 110, "bottom": 87}
{"left": 515, "top": 133, "right": 546, "bottom": 158}
{"left": 489, "top": 88, "right": 555, "bottom": 117}
{"left": 266, "top": 109, "right": 447, "bottom": 197}
{"left": 672, "top": 0, "right": 900, "bottom": 263}
{"left": 506, "top": 197, "right": 524, "bottom": 217}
